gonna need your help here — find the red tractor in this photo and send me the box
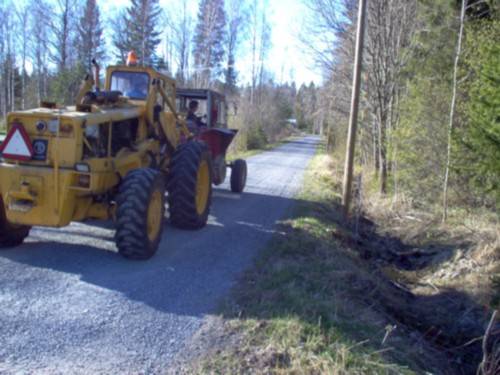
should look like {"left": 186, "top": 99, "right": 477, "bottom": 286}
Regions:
{"left": 176, "top": 89, "right": 247, "bottom": 193}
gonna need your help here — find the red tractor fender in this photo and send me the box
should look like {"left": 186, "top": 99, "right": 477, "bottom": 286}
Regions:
{"left": 197, "top": 128, "right": 237, "bottom": 159}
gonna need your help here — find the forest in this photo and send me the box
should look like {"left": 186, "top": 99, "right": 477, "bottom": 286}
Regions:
{"left": 0, "top": 0, "right": 315, "bottom": 152}
{"left": 0, "top": 0, "right": 498, "bottom": 216}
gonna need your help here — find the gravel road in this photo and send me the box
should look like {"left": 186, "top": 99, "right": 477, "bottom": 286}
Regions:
{"left": 0, "top": 136, "right": 319, "bottom": 374}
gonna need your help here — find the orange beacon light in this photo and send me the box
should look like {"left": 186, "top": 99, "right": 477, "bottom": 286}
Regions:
{"left": 126, "top": 51, "right": 138, "bottom": 66}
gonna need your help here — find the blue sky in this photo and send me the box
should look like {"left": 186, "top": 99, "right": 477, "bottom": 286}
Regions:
{"left": 98, "top": 0, "right": 322, "bottom": 86}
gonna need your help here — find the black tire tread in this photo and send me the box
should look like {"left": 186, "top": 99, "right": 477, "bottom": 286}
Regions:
{"left": 167, "top": 141, "right": 212, "bottom": 229}
{"left": 0, "top": 198, "right": 30, "bottom": 248}
{"left": 230, "top": 159, "right": 247, "bottom": 193}
{"left": 115, "top": 168, "right": 165, "bottom": 260}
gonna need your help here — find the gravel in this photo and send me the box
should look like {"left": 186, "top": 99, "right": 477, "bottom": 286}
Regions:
{"left": 0, "top": 136, "right": 319, "bottom": 374}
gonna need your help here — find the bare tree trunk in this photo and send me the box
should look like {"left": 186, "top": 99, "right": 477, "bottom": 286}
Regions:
{"left": 18, "top": 6, "right": 29, "bottom": 110}
{"left": 379, "top": 113, "right": 388, "bottom": 194}
{"left": 10, "top": 61, "right": 14, "bottom": 111}
{"left": 364, "top": 0, "right": 416, "bottom": 195}
{"left": 257, "top": 11, "right": 270, "bottom": 106}
{"left": 442, "top": 0, "right": 466, "bottom": 222}
{"left": 250, "top": 0, "right": 258, "bottom": 106}
{"left": 372, "top": 117, "right": 380, "bottom": 173}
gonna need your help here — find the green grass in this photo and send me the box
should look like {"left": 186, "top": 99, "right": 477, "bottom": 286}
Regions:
{"left": 195, "top": 143, "right": 441, "bottom": 374}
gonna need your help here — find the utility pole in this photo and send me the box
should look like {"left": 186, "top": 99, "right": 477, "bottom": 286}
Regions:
{"left": 342, "top": 0, "right": 367, "bottom": 220}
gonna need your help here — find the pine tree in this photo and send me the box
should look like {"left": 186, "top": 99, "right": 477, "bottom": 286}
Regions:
{"left": 193, "top": 0, "right": 227, "bottom": 88}
{"left": 111, "top": 10, "right": 129, "bottom": 63}
{"left": 224, "top": 47, "right": 237, "bottom": 93}
{"left": 113, "top": 0, "right": 163, "bottom": 66}
{"left": 457, "top": 19, "right": 500, "bottom": 206}
{"left": 76, "top": 0, "right": 105, "bottom": 71}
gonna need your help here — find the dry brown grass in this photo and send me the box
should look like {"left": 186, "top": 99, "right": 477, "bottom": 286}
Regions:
{"left": 358, "top": 171, "right": 499, "bottom": 310}
{"left": 189, "top": 146, "right": 457, "bottom": 374}
{"left": 346, "top": 166, "right": 500, "bottom": 374}
{"left": 182, "top": 146, "right": 498, "bottom": 374}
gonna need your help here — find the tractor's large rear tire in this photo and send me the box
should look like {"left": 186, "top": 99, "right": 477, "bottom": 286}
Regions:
{"left": 230, "top": 159, "right": 247, "bottom": 193}
{"left": 115, "top": 168, "right": 165, "bottom": 260}
{"left": 0, "top": 198, "right": 30, "bottom": 248}
{"left": 168, "top": 141, "right": 212, "bottom": 229}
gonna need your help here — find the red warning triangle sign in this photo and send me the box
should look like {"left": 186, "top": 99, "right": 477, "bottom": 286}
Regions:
{"left": 0, "top": 123, "right": 34, "bottom": 161}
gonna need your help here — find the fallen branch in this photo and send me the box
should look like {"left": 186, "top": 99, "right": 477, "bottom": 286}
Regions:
{"left": 477, "top": 310, "right": 498, "bottom": 375}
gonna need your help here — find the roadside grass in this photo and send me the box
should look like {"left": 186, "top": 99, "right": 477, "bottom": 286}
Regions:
{"left": 196, "top": 144, "right": 449, "bottom": 374}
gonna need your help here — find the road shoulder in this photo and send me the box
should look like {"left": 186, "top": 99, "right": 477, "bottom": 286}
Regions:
{"left": 173, "top": 143, "right": 456, "bottom": 374}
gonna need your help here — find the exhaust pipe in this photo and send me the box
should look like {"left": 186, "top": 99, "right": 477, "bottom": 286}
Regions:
{"left": 91, "top": 59, "right": 100, "bottom": 91}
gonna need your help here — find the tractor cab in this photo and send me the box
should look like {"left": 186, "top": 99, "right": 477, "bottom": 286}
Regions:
{"left": 175, "top": 89, "right": 246, "bottom": 190}
{"left": 104, "top": 65, "right": 177, "bottom": 105}
{"left": 176, "top": 89, "right": 228, "bottom": 129}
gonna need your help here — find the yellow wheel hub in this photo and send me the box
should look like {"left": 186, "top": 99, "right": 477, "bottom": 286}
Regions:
{"left": 147, "top": 189, "right": 163, "bottom": 242}
{"left": 196, "top": 160, "right": 210, "bottom": 215}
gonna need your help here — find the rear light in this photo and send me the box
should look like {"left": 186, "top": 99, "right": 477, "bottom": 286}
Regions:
{"left": 48, "top": 120, "right": 59, "bottom": 134}
{"left": 75, "top": 163, "right": 90, "bottom": 172}
{"left": 78, "top": 175, "right": 90, "bottom": 188}
{"left": 60, "top": 124, "right": 73, "bottom": 134}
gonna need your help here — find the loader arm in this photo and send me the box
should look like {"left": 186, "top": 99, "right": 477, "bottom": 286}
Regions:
{"left": 145, "top": 79, "right": 192, "bottom": 151}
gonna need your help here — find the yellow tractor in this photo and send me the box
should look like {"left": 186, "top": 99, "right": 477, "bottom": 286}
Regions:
{"left": 0, "top": 56, "right": 213, "bottom": 260}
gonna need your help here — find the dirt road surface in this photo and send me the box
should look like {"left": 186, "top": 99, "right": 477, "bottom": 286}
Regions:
{"left": 0, "top": 136, "right": 319, "bottom": 374}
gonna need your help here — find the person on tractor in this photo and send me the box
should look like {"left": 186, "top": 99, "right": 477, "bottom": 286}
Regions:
{"left": 186, "top": 100, "right": 207, "bottom": 133}
{"left": 123, "top": 74, "right": 148, "bottom": 99}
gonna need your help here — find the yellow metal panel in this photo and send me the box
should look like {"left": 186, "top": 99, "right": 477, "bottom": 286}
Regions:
{"left": 0, "top": 164, "right": 77, "bottom": 227}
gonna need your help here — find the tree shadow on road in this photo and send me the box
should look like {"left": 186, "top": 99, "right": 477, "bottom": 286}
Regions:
{"left": 0, "top": 189, "right": 306, "bottom": 316}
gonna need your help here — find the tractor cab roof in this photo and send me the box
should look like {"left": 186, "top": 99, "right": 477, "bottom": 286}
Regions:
{"left": 176, "top": 88, "right": 225, "bottom": 101}
{"left": 105, "top": 65, "right": 175, "bottom": 87}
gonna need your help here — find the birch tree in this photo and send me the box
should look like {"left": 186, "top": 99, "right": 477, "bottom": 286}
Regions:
{"left": 442, "top": 0, "right": 466, "bottom": 221}
{"left": 302, "top": 0, "right": 357, "bottom": 145}
{"left": 49, "top": 0, "right": 76, "bottom": 73}
{"left": 16, "top": 4, "right": 30, "bottom": 109}
{"left": 29, "top": 0, "right": 51, "bottom": 104}
{"left": 0, "top": 4, "right": 17, "bottom": 115}
{"left": 364, "top": 0, "right": 417, "bottom": 194}
{"left": 165, "top": 0, "right": 192, "bottom": 84}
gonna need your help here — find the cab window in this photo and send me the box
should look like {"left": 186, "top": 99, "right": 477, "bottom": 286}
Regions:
{"left": 110, "top": 71, "right": 150, "bottom": 100}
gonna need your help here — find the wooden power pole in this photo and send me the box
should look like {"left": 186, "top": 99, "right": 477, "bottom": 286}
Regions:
{"left": 342, "top": 0, "right": 367, "bottom": 220}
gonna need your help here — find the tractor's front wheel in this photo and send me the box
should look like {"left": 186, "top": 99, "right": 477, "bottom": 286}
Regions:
{"left": 230, "top": 159, "right": 247, "bottom": 193}
{"left": 115, "top": 168, "right": 165, "bottom": 260}
{"left": 0, "top": 197, "right": 30, "bottom": 248}
{"left": 168, "top": 141, "right": 212, "bottom": 229}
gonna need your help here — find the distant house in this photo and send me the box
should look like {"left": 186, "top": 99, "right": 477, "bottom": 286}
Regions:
{"left": 284, "top": 118, "right": 298, "bottom": 128}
